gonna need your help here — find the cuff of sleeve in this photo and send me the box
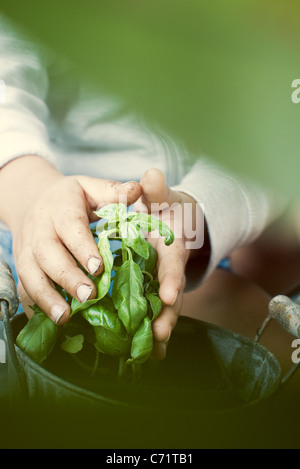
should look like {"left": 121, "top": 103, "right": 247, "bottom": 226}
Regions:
{"left": 172, "top": 170, "right": 287, "bottom": 288}
{"left": 0, "top": 130, "right": 56, "bottom": 168}
{"left": 170, "top": 184, "right": 219, "bottom": 283}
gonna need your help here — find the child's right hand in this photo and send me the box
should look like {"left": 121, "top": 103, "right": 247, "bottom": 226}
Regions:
{"left": 0, "top": 155, "right": 142, "bottom": 324}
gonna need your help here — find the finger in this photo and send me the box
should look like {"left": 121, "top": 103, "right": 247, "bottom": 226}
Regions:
{"left": 17, "top": 249, "right": 71, "bottom": 325}
{"left": 151, "top": 289, "right": 184, "bottom": 360}
{"left": 150, "top": 240, "right": 187, "bottom": 360}
{"left": 155, "top": 237, "right": 188, "bottom": 305}
{"left": 32, "top": 227, "right": 98, "bottom": 304}
{"left": 49, "top": 197, "right": 103, "bottom": 277}
{"left": 140, "top": 168, "right": 182, "bottom": 209}
{"left": 76, "top": 176, "right": 142, "bottom": 217}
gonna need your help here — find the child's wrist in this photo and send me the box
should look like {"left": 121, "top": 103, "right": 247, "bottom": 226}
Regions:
{"left": 0, "top": 155, "right": 63, "bottom": 232}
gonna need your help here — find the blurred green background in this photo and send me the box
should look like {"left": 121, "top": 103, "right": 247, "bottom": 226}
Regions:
{"left": 2, "top": 0, "right": 300, "bottom": 195}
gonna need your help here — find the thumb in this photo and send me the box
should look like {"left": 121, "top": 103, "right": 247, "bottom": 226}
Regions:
{"left": 140, "top": 168, "right": 181, "bottom": 209}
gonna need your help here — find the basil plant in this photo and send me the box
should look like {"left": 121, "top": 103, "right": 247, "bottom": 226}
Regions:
{"left": 16, "top": 203, "right": 174, "bottom": 379}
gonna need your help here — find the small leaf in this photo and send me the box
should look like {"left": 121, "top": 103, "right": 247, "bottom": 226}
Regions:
{"left": 146, "top": 292, "right": 163, "bottom": 321}
{"left": 97, "top": 231, "right": 114, "bottom": 299}
{"left": 131, "top": 213, "right": 174, "bottom": 245}
{"left": 127, "top": 317, "right": 153, "bottom": 365}
{"left": 133, "top": 242, "right": 158, "bottom": 275}
{"left": 145, "top": 279, "right": 160, "bottom": 294}
{"left": 16, "top": 308, "right": 58, "bottom": 364}
{"left": 94, "top": 203, "right": 126, "bottom": 221}
{"left": 60, "top": 334, "right": 84, "bottom": 354}
{"left": 71, "top": 296, "right": 101, "bottom": 316}
{"left": 122, "top": 222, "right": 149, "bottom": 259}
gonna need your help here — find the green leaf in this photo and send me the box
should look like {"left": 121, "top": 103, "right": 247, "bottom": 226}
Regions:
{"left": 122, "top": 222, "right": 149, "bottom": 259}
{"left": 144, "top": 279, "right": 160, "bottom": 293}
{"left": 94, "top": 203, "right": 127, "bottom": 221}
{"left": 70, "top": 233, "right": 114, "bottom": 316}
{"left": 144, "top": 244, "right": 158, "bottom": 274}
{"left": 71, "top": 296, "right": 101, "bottom": 316}
{"left": 16, "top": 309, "right": 58, "bottom": 364}
{"left": 93, "top": 307, "right": 131, "bottom": 357}
{"left": 132, "top": 242, "right": 158, "bottom": 275}
{"left": 127, "top": 317, "right": 153, "bottom": 365}
{"left": 97, "top": 231, "right": 114, "bottom": 299}
{"left": 60, "top": 334, "right": 84, "bottom": 354}
{"left": 146, "top": 292, "right": 163, "bottom": 321}
{"left": 81, "top": 295, "right": 116, "bottom": 326}
{"left": 94, "top": 328, "right": 131, "bottom": 357}
{"left": 112, "top": 259, "right": 148, "bottom": 335}
{"left": 131, "top": 212, "right": 174, "bottom": 245}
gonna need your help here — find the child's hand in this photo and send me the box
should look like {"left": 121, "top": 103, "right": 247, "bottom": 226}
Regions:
{"left": 0, "top": 156, "right": 142, "bottom": 324}
{"left": 136, "top": 168, "right": 206, "bottom": 360}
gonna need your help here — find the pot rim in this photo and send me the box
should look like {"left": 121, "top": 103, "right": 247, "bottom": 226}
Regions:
{"left": 9, "top": 313, "right": 283, "bottom": 415}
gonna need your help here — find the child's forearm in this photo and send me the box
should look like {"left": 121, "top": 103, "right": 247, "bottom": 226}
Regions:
{"left": 0, "top": 155, "right": 63, "bottom": 234}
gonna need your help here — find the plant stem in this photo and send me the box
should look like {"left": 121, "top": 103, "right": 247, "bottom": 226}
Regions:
{"left": 70, "top": 353, "right": 109, "bottom": 376}
{"left": 70, "top": 354, "right": 94, "bottom": 374}
{"left": 125, "top": 246, "right": 132, "bottom": 261}
{"left": 91, "top": 349, "right": 100, "bottom": 377}
{"left": 121, "top": 244, "right": 128, "bottom": 263}
{"left": 142, "top": 271, "right": 153, "bottom": 282}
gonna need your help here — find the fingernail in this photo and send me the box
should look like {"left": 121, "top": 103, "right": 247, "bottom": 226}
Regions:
{"left": 171, "top": 291, "right": 178, "bottom": 306}
{"left": 121, "top": 181, "right": 135, "bottom": 187}
{"left": 163, "top": 327, "right": 172, "bottom": 344}
{"left": 87, "top": 257, "right": 101, "bottom": 275}
{"left": 77, "top": 284, "right": 93, "bottom": 303}
{"left": 51, "top": 304, "right": 66, "bottom": 324}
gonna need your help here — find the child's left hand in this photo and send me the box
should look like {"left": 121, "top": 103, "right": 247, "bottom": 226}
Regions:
{"left": 136, "top": 168, "right": 206, "bottom": 360}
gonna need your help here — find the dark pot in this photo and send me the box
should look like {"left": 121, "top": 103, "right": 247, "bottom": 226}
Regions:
{"left": 3, "top": 311, "right": 290, "bottom": 448}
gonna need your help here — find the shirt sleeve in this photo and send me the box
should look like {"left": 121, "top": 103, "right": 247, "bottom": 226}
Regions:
{"left": 172, "top": 157, "right": 287, "bottom": 285}
{"left": 0, "top": 13, "right": 56, "bottom": 167}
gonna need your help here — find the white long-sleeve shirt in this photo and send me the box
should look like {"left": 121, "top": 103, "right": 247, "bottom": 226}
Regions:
{"left": 0, "top": 13, "right": 285, "bottom": 284}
